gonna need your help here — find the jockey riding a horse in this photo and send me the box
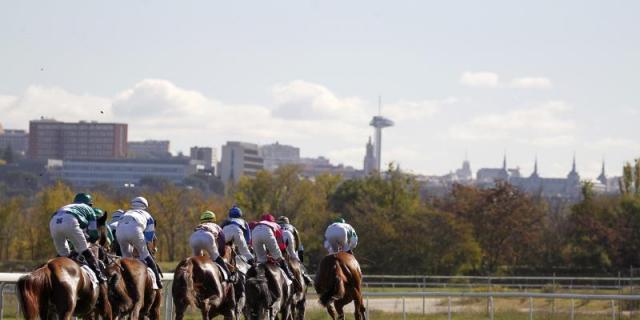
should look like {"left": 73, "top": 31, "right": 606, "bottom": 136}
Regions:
{"left": 251, "top": 214, "right": 296, "bottom": 281}
{"left": 221, "top": 205, "right": 255, "bottom": 265}
{"left": 276, "top": 216, "right": 313, "bottom": 286}
{"left": 324, "top": 217, "right": 358, "bottom": 254}
{"left": 116, "top": 196, "right": 163, "bottom": 289}
{"left": 49, "top": 192, "right": 109, "bottom": 282}
{"left": 189, "top": 210, "right": 234, "bottom": 281}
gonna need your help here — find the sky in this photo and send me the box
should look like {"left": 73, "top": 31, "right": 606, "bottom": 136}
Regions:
{"left": 1, "top": 1, "right": 639, "bottom": 179}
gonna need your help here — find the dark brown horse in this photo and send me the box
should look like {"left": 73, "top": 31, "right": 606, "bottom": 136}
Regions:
{"left": 172, "top": 255, "right": 236, "bottom": 320}
{"left": 244, "top": 263, "right": 292, "bottom": 320}
{"left": 314, "top": 252, "right": 366, "bottom": 320}
{"left": 105, "top": 257, "right": 162, "bottom": 320}
{"left": 16, "top": 244, "right": 112, "bottom": 320}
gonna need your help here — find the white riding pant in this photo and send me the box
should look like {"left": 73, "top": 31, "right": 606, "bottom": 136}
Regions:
{"left": 49, "top": 213, "right": 89, "bottom": 256}
{"left": 117, "top": 223, "right": 150, "bottom": 260}
{"left": 324, "top": 225, "right": 351, "bottom": 254}
{"left": 190, "top": 230, "right": 220, "bottom": 260}
{"left": 222, "top": 225, "right": 253, "bottom": 262}
{"left": 251, "top": 225, "right": 283, "bottom": 263}
{"left": 282, "top": 230, "right": 300, "bottom": 262}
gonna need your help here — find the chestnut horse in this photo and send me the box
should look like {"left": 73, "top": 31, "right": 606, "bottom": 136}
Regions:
{"left": 106, "top": 257, "right": 162, "bottom": 320}
{"left": 314, "top": 252, "right": 367, "bottom": 320}
{"left": 16, "top": 244, "right": 112, "bottom": 320}
{"left": 172, "top": 254, "right": 236, "bottom": 320}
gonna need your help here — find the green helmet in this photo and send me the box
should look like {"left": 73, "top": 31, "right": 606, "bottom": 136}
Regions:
{"left": 277, "top": 216, "right": 290, "bottom": 225}
{"left": 200, "top": 210, "right": 216, "bottom": 222}
{"left": 73, "top": 193, "right": 93, "bottom": 205}
{"left": 334, "top": 217, "right": 346, "bottom": 224}
{"left": 93, "top": 208, "right": 105, "bottom": 218}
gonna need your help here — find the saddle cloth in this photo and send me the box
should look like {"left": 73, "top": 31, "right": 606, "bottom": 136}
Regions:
{"left": 80, "top": 265, "right": 98, "bottom": 289}
{"left": 147, "top": 267, "right": 159, "bottom": 289}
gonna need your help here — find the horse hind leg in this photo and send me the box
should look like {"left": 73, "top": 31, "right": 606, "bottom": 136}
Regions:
{"left": 326, "top": 303, "right": 338, "bottom": 320}
{"left": 173, "top": 300, "right": 188, "bottom": 320}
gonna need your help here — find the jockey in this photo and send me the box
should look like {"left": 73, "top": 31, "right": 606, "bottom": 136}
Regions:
{"left": 221, "top": 205, "right": 254, "bottom": 265}
{"left": 49, "top": 193, "right": 107, "bottom": 282}
{"left": 189, "top": 210, "right": 233, "bottom": 281}
{"left": 324, "top": 217, "right": 358, "bottom": 254}
{"left": 277, "top": 215, "right": 313, "bottom": 285}
{"left": 251, "top": 213, "right": 295, "bottom": 280}
{"left": 116, "top": 196, "right": 163, "bottom": 289}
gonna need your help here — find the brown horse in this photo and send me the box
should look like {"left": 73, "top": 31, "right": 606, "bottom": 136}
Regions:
{"left": 172, "top": 255, "right": 236, "bottom": 320}
{"left": 16, "top": 244, "right": 112, "bottom": 320}
{"left": 314, "top": 252, "right": 367, "bottom": 320}
{"left": 244, "top": 263, "right": 292, "bottom": 320}
{"left": 285, "top": 256, "right": 308, "bottom": 320}
{"left": 105, "top": 257, "right": 162, "bottom": 320}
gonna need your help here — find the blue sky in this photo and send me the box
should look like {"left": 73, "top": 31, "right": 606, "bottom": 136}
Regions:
{"left": 1, "top": 1, "right": 639, "bottom": 178}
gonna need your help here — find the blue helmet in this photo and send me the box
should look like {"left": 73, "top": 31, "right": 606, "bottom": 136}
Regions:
{"left": 229, "top": 206, "right": 243, "bottom": 218}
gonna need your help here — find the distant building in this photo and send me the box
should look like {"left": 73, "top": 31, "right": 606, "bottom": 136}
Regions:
{"left": 219, "top": 141, "right": 264, "bottom": 184}
{"left": 260, "top": 142, "right": 300, "bottom": 171}
{"left": 363, "top": 137, "right": 375, "bottom": 175}
{"left": 476, "top": 156, "right": 510, "bottom": 184}
{"left": 369, "top": 115, "right": 394, "bottom": 173}
{"left": 299, "top": 156, "right": 361, "bottom": 180}
{"left": 52, "top": 158, "right": 201, "bottom": 187}
{"left": 0, "top": 129, "right": 29, "bottom": 155}
{"left": 190, "top": 146, "right": 215, "bottom": 169}
{"left": 128, "top": 140, "right": 171, "bottom": 159}
{"left": 28, "top": 119, "right": 127, "bottom": 160}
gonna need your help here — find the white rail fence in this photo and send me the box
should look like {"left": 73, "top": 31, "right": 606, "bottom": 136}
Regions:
{"left": 3, "top": 273, "right": 640, "bottom": 320}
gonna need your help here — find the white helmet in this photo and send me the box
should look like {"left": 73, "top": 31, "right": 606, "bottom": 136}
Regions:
{"left": 131, "top": 196, "right": 149, "bottom": 210}
{"left": 111, "top": 209, "right": 125, "bottom": 221}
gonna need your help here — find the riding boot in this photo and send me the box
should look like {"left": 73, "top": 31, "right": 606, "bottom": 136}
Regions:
{"left": 214, "top": 256, "right": 235, "bottom": 282}
{"left": 81, "top": 249, "right": 107, "bottom": 283}
{"left": 144, "top": 256, "right": 164, "bottom": 289}
{"left": 303, "top": 273, "right": 313, "bottom": 286}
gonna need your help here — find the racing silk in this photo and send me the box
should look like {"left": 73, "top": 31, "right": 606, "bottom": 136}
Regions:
{"left": 194, "top": 222, "right": 226, "bottom": 253}
{"left": 256, "top": 220, "right": 285, "bottom": 250}
{"left": 121, "top": 209, "right": 156, "bottom": 242}
{"left": 221, "top": 218, "right": 251, "bottom": 244}
{"left": 280, "top": 223, "right": 302, "bottom": 251}
{"left": 108, "top": 215, "right": 123, "bottom": 231}
{"left": 55, "top": 203, "right": 99, "bottom": 241}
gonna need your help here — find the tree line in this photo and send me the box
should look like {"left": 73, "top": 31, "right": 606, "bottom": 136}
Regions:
{"left": 1, "top": 162, "right": 640, "bottom": 276}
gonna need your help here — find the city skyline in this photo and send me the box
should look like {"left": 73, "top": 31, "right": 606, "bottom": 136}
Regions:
{"left": 1, "top": 1, "right": 638, "bottom": 179}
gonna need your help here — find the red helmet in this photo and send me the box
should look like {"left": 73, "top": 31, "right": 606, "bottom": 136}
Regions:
{"left": 261, "top": 213, "right": 275, "bottom": 222}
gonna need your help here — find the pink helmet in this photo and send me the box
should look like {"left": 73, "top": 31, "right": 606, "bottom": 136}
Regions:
{"left": 261, "top": 214, "right": 275, "bottom": 222}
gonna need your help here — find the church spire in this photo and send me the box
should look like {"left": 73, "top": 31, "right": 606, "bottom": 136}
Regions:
{"left": 531, "top": 156, "right": 539, "bottom": 178}
{"left": 502, "top": 153, "right": 507, "bottom": 170}
{"left": 597, "top": 158, "right": 607, "bottom": 185}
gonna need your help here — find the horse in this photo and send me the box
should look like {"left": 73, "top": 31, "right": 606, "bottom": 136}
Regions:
{"left": 244, "top": 263, "right": 292, "bottom": 320}
{"left": 172, "top": 253, "right": 236, "bottom": 320}
{"left": 16, "top": 243, "right": 113, "bottom": 320}
{"left": 222, "top": 244, "right": 248, "bottom": 320}
{"left": 105, "top": 257, "right": 162, "bottom": 320}
{"left": 285, "top": 255, "right": 308, "bottom": 320}
{"left": 314, "top": 252, "right": 367, "bottom": 320}
{"left": 17, "top": 213, "right": 113, "bottom": 320}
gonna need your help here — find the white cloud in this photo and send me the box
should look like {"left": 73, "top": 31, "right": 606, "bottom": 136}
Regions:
{"left": 449, "top": 101, "right": 575, "bottom": 145}
{"left": 588, "top": 138, "right": 640, "bottom": 150}
{"left": 510, "top": 77, "right": 552, "bottom": 89}
{"left": 460, "top": 72, "right": 552, "bottom": 89}
{"left": 460, "top": 72, "right": 500, "bottom": 88}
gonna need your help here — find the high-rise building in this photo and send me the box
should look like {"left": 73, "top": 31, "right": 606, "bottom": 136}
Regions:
{"left": 260, "top": 142, "right": 300, "bottom": 171}
{"left": 219, "top": 141, "right": 264, "bottom": 184}
{"left": 28, "top": 119, "right": 127, "bottom": 160}
{"left": 190, "top": 146, "right": 215, "bottom": 169}
{"left": 0, "top": 128, "right": 29, "bottom": 155}
{"left": 128, "top": 140, "right": 171, "bottom": 159}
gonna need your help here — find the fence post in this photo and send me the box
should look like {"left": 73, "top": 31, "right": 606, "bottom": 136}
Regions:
{"left": 489, "top": 296, "right": 494, "bottom": 320}
{"left": 610, "top": 299, "right": 615, "bottom": 320}
{"left": 528, "top": 297, "right": 533, "bottom": 320}
{"left": 0, "top": 283, "right": 6, "bottom": 320}
{"left": 366, "top": 296, "right": 370, "bottom": 319}
{"left": 570, "top": 299, "right": 575, "bottom": 320}
{"left": 402, "top": 296, "right": 406, "bottom": 320}
{"left": 448, "top": 296, "right": 452, "bottom": 320}
{"left": 422, "top": 295, "right": 425, "bottom": 315}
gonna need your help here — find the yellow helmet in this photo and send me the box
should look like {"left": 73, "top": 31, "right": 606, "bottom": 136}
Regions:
{"left": 200, "top": 210, "right": 216, "bottom": 222}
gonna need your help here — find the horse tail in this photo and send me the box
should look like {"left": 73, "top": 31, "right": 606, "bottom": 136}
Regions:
{"left": 318, "top": 256, "right": 346, "bottom": 307}
{"left": 17, "top": 265, "right": 52, "bottom": 320}
{"left": 172, "top": 258, "right": 195, "bottom": 307}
